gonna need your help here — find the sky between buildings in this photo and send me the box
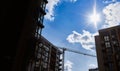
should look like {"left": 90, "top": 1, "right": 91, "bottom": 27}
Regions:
{"left": 42, "top": 0, "right": 120, "bottom": 71}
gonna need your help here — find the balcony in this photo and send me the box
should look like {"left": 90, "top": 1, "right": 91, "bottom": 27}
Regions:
{"left": 43, "top": 0, "right": 48, "bottom": 3}
{"left": 39, "top": 7, "right": 46, "bottom": 15}
{"left": 36, "top": 21, "right": 44, "bottom": 28}
{"left": 58, "top": 68, "right": 62, "bottom": 71}
{"left": 59, "top": 59, "right": 62, "bottom": 62}
{"left": 59, "top": 63, "right": 62, "bottom": 66}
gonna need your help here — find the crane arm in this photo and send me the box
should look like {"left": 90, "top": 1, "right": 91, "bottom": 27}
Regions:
{"left": 59, "top": 47, "right": 96, "bottom": 57}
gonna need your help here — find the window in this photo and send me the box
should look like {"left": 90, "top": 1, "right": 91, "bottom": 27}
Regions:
{"left": 113, "top": 41, "right": 117, "bottom": 44}
{"left": 43, "top": 63, "right": 47, "bottom": 68}
{"left": 105, "top": 42, "right": 111, "bottom": 47}
{"left": 39, "top": 43, "right": 43, "bottom": 47}
{"left": 108, "top": 63, "right": 114, "bottom": 71}
{"left": 44, "top": 52, "right": 48, "bottom": 57}
{"left": 44, "top": 46, "right": 49, "bottom": 51}
{"left": 44, "top": 57, "right": 48, "bottom": 62}
{"left": 38, "top": 48, "right": 41, "bottom": 53}
{"left": 104, "top": 36, "right": 109, "bottom": 41}
{"left": 35, "top": 61, "right": 40, "bottom": 67}
{"left": 111, "top": 35, "right": 115, "bottom": 38}
{"left": 37, "top": 53, "right": 41, "bottom": 59}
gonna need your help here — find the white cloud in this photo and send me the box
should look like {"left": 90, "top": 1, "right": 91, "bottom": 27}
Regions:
{"left": 66, "top": 30, "right": 98, "bottom": 51}
{"left": 45, "top": 0, "right": 77, "bottom": 21}
{"left": 45, "top": 0, "right": 60, "bottom": 21}
{"left": 88, "top": 64, "right": 97, "bottom": 68}
{"left": 102, "top": 2, "right": 120, "bottom": 28}
{"left": 63, "top": 0, "right": 77, "bottom": 3}
{"left": 103, "top": 0, "right": 117, "bottom": 4}
{"left": 64, "top": 60, "right": 73, "bottom": 71}
{"left": 69, "top": 0, "right": 77, "bottom": 3}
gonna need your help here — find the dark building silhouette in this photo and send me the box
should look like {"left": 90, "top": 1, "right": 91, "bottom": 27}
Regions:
{"left": 95, "top": 25, "right": 120, "bottom": 71}
{"left": 1, "top": 0, "right": 62, "bottom": 71}
{"left": 89, "top": 68, "right": 98, "bottom": 71}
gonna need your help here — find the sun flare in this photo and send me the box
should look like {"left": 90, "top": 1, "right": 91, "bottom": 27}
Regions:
{"left": 90, "top": 12, "right": 100, "bottom": 27}
{"left": 89, "top": 0, "right": 100, "bottom": 28}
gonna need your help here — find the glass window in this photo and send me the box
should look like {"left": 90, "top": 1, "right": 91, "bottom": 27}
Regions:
{"left": 43, "top": 63, "right": 47, "bottom": 68}
{"left": 105, "top": 42, "right": 111, "bottom": 47}
{"left": 108, "top": 63, "right": 113, "bottom": 71}
{"left": 39, "top": 43, "right": 43, "bottom": 47}
{"left": 38, "top": 48, "right": 41, "bottom": 53}
{"left": 113, "top": 41, "right": 117, "bottom": 44}
{"left": 111, "top": 35, "right": 115, "bottom": 38}
{"left": 35, "top": 61, "right": 40, "bottom": 67}
{"left": 44, "top": 57, "right": 48, "bottom": 62}
{"left": 104, "top": 36, "right": 109, "bottom": 41}
{"left": 37, "top": 53, "right": 41, "bottom": 59}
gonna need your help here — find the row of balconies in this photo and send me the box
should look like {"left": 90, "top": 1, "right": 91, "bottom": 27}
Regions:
{"left": 34, "top": 0, "right": 48, "bottom": 35}
{"left": 33, "top": 0, "right": 48, "bottom": 71}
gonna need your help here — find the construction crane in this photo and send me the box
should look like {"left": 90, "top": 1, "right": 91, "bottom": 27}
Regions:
{"left": 57, "top": 47, "right": 96, "bottom": 71}
{"left": 59, "top": 47, "right": 96, "bottom": 57}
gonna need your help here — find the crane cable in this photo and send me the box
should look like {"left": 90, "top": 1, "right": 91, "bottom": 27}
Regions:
{"left": 58, "top": 47, "right": 96, "bottom": 57}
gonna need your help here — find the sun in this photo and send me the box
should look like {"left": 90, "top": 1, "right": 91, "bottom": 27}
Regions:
{"left": 89, "top": 0, "right": 100, "bottom": 28}
{"left": 89, "top": 11, "right": 100, "bottom": 27}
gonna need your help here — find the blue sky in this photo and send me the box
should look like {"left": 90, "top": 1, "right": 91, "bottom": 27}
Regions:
{"left": 42, "top": 0, "right": 120, "bottom": 71}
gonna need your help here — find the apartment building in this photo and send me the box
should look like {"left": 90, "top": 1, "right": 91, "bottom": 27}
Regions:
{"left": 95, "top": 25, "right": 120, "bottom": 71}
{"left": 27, "top": 36, "right": 63, "bottom": 71}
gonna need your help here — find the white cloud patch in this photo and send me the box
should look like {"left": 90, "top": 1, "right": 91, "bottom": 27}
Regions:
{"left": 66, "top": 30, "right": 98, "bottom": 51}
{"left": 45, "top": 0, "right": 60, "bottom": 21}
{"left": 63, "top": 0, "right": 77, "bottom": 3}
{"left": 102, "top": 2, "right": 120, "bottom": 28}
{"left": 103, "top": 0, "right": 117, "bottom": 4}
{"left": 64, "top": 60, "right": 73, "bottom": 71}
{"left": 88, "top": 64, "right": 97, "bottom": 68}
{"left": 69, "top": 0, "right": 77, "bottom": 3}
{"left": 45, "top": 0, "right": 77, "bottom": 21}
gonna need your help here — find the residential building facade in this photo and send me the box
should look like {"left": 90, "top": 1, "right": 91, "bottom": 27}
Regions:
{"left": 27, "top": 36, "right": 63, "bottom": 71}
{"left": 95, "top": 25, "right": 120, "bottom": 71}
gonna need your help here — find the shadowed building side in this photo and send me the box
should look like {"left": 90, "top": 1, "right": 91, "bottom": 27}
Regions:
{"left": 95, "top": 36, "right": 105, "bottom": 71}
{"left": 1, "top": 0, "right": 63, "bottom": 71}
{"left": 0, "top": 0, "right": 48, "bottom": 71}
